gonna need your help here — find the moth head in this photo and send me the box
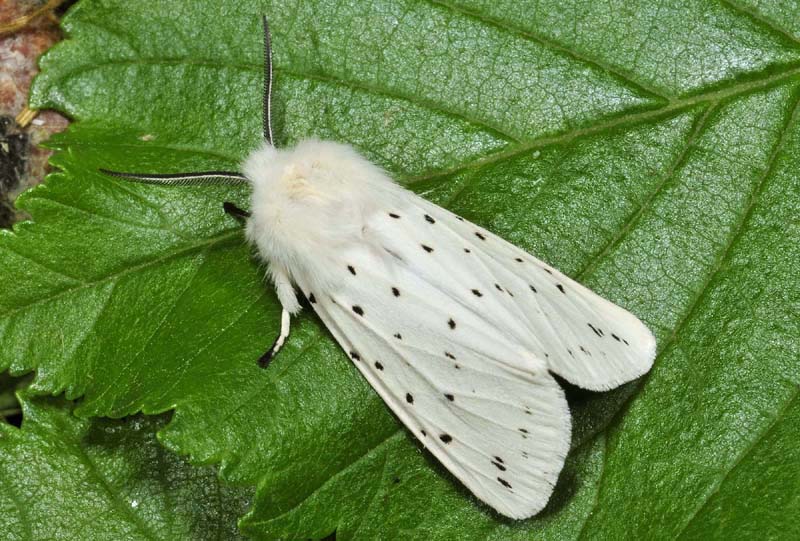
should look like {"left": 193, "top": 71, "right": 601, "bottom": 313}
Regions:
{"left": 242, "top": 138, "right": 378, "bottom": 201}
{"left": 96, "top": 17, "right": 386, "bottom": 259}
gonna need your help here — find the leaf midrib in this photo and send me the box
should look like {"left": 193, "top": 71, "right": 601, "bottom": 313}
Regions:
{"left": 41, "top": 53, "right": 800, "bottom": 179}
{"left": 410, "top": 65, "right": 800, "bottom": 184}
{"left": 0, "top": 228, "right": 241, "bottom": 323}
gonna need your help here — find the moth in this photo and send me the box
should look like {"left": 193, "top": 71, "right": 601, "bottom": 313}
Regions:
{"left": 101, "top": 18, "right": 656, "bottom": 519}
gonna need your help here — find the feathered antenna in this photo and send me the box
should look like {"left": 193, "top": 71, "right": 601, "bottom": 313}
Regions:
{"left": 98, "top": 169, "right": 248, "bottom": 185}
{"left": 262, "top": 16, "right": 274, "bottom": 146}
{"left": 96, "top": 16, "right": 280, "bottom": 188}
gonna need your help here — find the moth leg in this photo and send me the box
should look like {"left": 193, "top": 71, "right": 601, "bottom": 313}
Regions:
{"left": 258, "top": 309, "right": 290, "bottom": 368}
{"left": 223, "top": 201, "right": 251, "bottom": 219}
{"left": 258, "top": 264, "right": 300, "bottom": 368}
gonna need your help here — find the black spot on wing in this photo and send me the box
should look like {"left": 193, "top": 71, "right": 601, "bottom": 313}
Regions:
{"left": 444, "top": 352, "right": 456, "bottom": 360}
{"left": 529, "top": 284, "right": 538, "bottom": 293}
{"left": 448, "top": 318, "right": 456, "bottom": 329}
{"left": 389, "top": 212, "right": 400, "bottom": 219}
{"left": 421, "top": 244, "right": 434, "bottom": 253}
{"left": 394, "top": 333, "right": 402, "bottom": 340}
{"left": 350, "top": 351, "right": 360, "bottom": 361}
{"left": 471, "top": 289, "right": 483, "bottom": 297}
{"left": 498, "top": 478, "right": 512, "bottom": 489}
{"left": 588, "top": 323, "right": 604, "bottom": 337}
{"left": 440, "top": 434, "right": 453, "bottom": 443}
{"left": 348, "top": 265, "right": 356, "bottom": 275}
{"left": 515, "top": 257, "right": 523, "bottom": 262}
{"left": 308, "top": 293, "right": 317, "bottom": 304}
{"left": 374, "top": 361, "right": 384, "bottom": 370}
{"left": 445, "top": 393, "right": 455, "bottom": 401}
{"left": 425, "top": 214, "right": 435, "bottom": 224}
{"left": 492, "top": 460, "right": 506, "bottom": 471}
{"left": 392, "top": 287, "right": 400, "bottom": 297}
{"left": 475, "top": 232, "right": 486, "bottom": 240}
{"left": 464, "top": 248, "right": 471, "bottom": 253}
{"left": 352, "top": 305, "right": 364, "bottom": 316}
{"left": 406, "top": 393, "right": 414, "bottom": 404}
{"left": 556, "top": 284, "right": 566, "bottom": 294}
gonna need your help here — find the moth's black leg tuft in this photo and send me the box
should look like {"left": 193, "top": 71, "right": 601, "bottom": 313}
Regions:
{"left": 223, "top": 201, "right": 251, "bottom": 220}
{"left": 257, "top": 342, "right": 277, "bottom": 368}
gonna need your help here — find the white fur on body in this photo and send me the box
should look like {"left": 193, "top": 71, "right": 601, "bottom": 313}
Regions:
{"left": 244, "top": 139, "right": 403, "bottom": 313}
{"left": 242, "top": 139, "right": 656, "bottom": 519}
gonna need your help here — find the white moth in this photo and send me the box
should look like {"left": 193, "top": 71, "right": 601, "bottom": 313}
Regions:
{"left": 102, "top": 18, "right": 656, "bottom": 519}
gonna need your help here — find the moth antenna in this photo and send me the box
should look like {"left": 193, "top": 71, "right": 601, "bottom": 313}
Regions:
{"left": 99, "top": 169, "right": 249, "bottom": 186}
{"left": 262, "top": 15, "right": 274, "bottom": 146}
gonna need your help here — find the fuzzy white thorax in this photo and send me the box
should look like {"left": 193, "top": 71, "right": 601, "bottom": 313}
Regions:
{"left": 242, "top": 139, "right": 402, "bottom": 312}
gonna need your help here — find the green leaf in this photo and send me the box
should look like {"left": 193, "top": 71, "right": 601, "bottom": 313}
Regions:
{"left": 0, "top": 391, "right": 252, "bottom": 540}
{"left": 2, "top": 0, "right": 799, "bottom": 538}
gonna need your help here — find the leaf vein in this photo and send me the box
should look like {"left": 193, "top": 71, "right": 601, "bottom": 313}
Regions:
{"left": 405, "top": 66, "right": 800, "bottom": 185}
{"left": 247, "top": 431, "right": 405, "bottom": 528}
{"left": 88, "top": 248, "right": 211, "bottom": 411}
{"left": 50, "top": 56, "right": 520, "bottom": 143}
{"left": 674, "top": 387, "right": 800, "bottom": 538}
{"left": 145, "top": 290, "right": 268, "bottom": 410}
{"left": 0, "top": 244, "right": 85, "bottom": 285}
{"left": 350, "top": 451, "right": 391, "bottom": 540}
{"left": 29, "top": 194, "right": 189, "bottom": 241}
{"left": 0, "top": 469, "right": 33, "bottom": 541}
{"left": 577, "top": 81, "right": 800, "bottom": 541}
{"left": 75, "top": 441, "right": 166, "bottom": 540}
{"left": 719, "top": 0, "right": 800, "bottom": 47}
{"left": 0, "top": 229, "right": 241, "bottom": 322}
{"left": 429, "top": 0, "right": 671, "bottom": 100}
{"left": 575, "top": 103, "right": 717, "bottom": 279}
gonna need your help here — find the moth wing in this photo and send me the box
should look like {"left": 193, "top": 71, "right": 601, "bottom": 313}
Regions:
{"left": 395, "top": 195, "right": 656, "bottom": 391}
{"left": 298, "top": 248, "right": 571, "bottom": 519}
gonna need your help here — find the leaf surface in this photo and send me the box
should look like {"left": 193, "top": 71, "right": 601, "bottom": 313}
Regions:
{"left": 2, "top": 0, "right": 799, "bottom": 538}
{"left": 0, "top": 392, "right": 251, "bottom": 541}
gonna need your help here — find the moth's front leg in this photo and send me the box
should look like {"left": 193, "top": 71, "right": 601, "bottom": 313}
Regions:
{"left": 258, "top": 309, "right": 291, "bottom": 368}
{"left": 258, "top": 264, "right": 300, "bottom": 368}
